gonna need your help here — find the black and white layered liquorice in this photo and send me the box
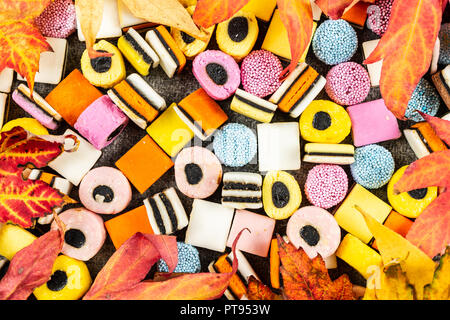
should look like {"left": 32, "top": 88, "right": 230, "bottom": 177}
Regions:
{"left": 221, "top": 172, "right": 262, "bottom": 209}
{"left": 26, "top": 168, "right": 73, "bottom": 195}
{"left": 269, "top": 63, "right": 326, "bottom": 118}
{"left": 403, "top": 128, "right": 433, "bottom": 159}
{"left": 303, "top": 143, "right": 355, "bottom": 165}
{"left": 25, "top": 168, "right": 73, "bottom": 224}
{"left": 126, "top": 73, "right": 166, "bottom": 111}
{"left": 122, "top": 27, "right": 160, "bottom": 69}
{"left": 230, "top": 89, "right": 277, "bottom": 123}
{"left": 0, "top": 255, "right": 8, "bottom": 280}
{"left": 107, "top": 73, "right": 166, "bottom": 129}
{"left": 145, "top": 27, "right": 184, "bottom": 78}
{"left": 16, "top": 84, "right": 62, "bottom": 122}
{"left": 143, "top": 187, "right": 188, "bottom": 235}
{"left": 207, "top": 250, "right": 259, "bottom": 300}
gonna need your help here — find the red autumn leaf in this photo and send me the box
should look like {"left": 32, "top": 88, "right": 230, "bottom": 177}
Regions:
{"left": 0, "top": 228, "right": 63, "bottom": 300}
{"left": 406, "top": 191, "right": 450, "bottom": 258}
{"left": 394, "top": 114, "right": 450, "bottom": 258}
{"left": 192, "top": 0, "right": 250, "bottom": 28}
{"left": 315, "top": 0, "right": 375, "bottom": 19}
{"left": 0, "top": 178, "right": 66, "bottom": 228}
{"left": 0, "top": 127, "right": 63, "bottom": 175}
{"left": 246, "top": 275, "right": 280, "bottom": 300}
{"left": 0, "top": 127, "right": 73, "bottom": 228}
{"left": 394, "top": 150, "right": 450, "bottom": 192}
{"left": 277, "top": 235, "right": 353, "bottom": 300}
{"left": 83, "top": 233, "right": 178, "bottom": 300}
{"left": 0, "top": 0, "right": 53, "bottom": 94}
{"left": 277, "top": 0, "right": 314, "bottom": 79}
{"left": 315, "top": 0, "right": 356, "bottom": 19}
{"left": 416, "top": 111, "right": 450, "bottom": 146}
{"left": 364, "top": 0, "right": 442, "bottom": 120}
{"left": 85, "top": 230, "right": 247, "bottom": 300}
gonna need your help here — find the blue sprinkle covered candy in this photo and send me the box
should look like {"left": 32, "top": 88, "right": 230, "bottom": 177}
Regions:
{"left": 213, "top": 123, "right": 257, "bottom": 167}
{"left": 405, "top": 78, "right": 440, "bottom": 122}
{"left": 312, "top": 19, "right": 358, "bottom": 65}
{"left": 350, "top": 144, "right": 395, "bottom": 189}
{"left": 157, "top": 242, "right": 201, "bottom": 273}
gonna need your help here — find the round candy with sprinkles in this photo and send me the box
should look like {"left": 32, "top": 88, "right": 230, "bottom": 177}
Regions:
{"left": 367, "top": 0, "right": 394, "bottom": 36}
{"left": 213, "top": 123, "right": 257, "bottom": 167}
{"left": 240, "top": 50, "right": 283, "bottom": 98}
{"left": 405, "top": 78, "right": 440, "bottom": 122}
{"left": 305, "top": 165, "right": 348, "bottom": 209}
{"left": 157, "top": 242, "right": 201, "bottom": 273}
{"left": 35, "top": 0, "right": 76, "bottom": 39}
{"left": 325, "top": 62, "right": 370, "bottom": 106}
{"left": 350, "top": 144, "right": 395, "bottom": 189}
{"left": 312, "top": 19, "right": 358, "bottom": 65}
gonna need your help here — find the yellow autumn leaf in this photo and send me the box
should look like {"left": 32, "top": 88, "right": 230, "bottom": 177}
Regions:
{"left": 75, "top": 0, "right": 106, "bottom": 58}
{"left": 364, "top": 263, "right": 414, "bottom": 300}
{"left": 356, "top": 205, "right": 435, "bottom": 299}
{"left": 423, "top": 246, "right": 450, "bottom": 300}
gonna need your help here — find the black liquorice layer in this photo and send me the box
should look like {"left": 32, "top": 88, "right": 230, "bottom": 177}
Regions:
{"left": 125, "top": 79, "right": 157, "bottom": 110}
{"left": 159, "top": 192, "right": 178, "bottom": 232}
{"left": 305, "top": 152, "right": 354, "bottom": 157}
{"left": 177, "top": 105, "right": 206, "bottom": 135}
{"left": 16, "top": 89, "right": 53, "bottom": 118}
{"left": 222, "top": 196, "right": 261, "bottom": 203}
{"left": 412, "top": 128, "right": 433, "bottom": 154}
{"left": 223, "top": 182, "right": 261, "bottom": 191}
{"left": 235, "top": 93, "right": 274, "bottom": 114}
{"left": 286, "top": 73, "right": 320, "bottom": 113}
{"left": 124, "top": 32, "right": 154, "bottom": 66}
{"left": 111, "top": 88, "right": 147, "bottom": 123}
{"left": 277, "top": 66, "right": 311, "bottom": 104}
{"left": 149, "top": 197, "right": 166, "bottom": 234}
{"left": 154, "top": 28, "right": 180, "bottom": 71}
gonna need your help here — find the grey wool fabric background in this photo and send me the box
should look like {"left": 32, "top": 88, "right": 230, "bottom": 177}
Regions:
{"left": 5, "top": 8, "right": 450, "bottom": 295}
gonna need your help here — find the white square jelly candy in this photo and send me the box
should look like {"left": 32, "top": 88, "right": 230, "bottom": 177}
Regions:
{"left": 0, "top": 68, "right": 14, "bottom": 93}
{"left": 257, "top": 122, "right": 301, "bottom": 172}
{"left": 185, "top": 199, "right": 235, "bottom": 252}
{"left": 0, "top": 93, "right": 8, "bottom": 128}
{"left": 48, "top": 129, "right": 102, "bottom": 186}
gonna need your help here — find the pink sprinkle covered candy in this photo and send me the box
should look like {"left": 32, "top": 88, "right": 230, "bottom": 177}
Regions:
{"left": 367, "top": 0, "right": 394, "bottom": 36}
{"left": 241, "top": 50, "right": 283, "bottom": 98}
{"left": 35, "top": 0, "right": 76, "bottom": 39}
{"left": 305, "top": 164, "right": 348, "bottom": 209}
{"left": 325, "top": 62, "right": 370, "bottom": 106}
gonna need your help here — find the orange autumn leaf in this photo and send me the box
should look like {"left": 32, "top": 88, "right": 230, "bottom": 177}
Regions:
{"left": 0, "top": 228, "right": 63, "bottom": 300}
{"left": 85, "top": 230, "right": 246, "bottom": 300}
{"left": 394, "top": 150, "right": 450, "bottom": 192}
{"left": 416, "top": 111, "right": 450, "bottom": 146}
{"left": 277, "top": 0, "right": 314, "bottom": 79}
{"left": 246, "top": 275, "right": 280, "bottom": 300}
{"left": 393, "top": 113, "right": 450, "bottom": 258}
{"left": 315, "top": 0, "right": 357, "bottom": 19}
{"left": 0, "top": 0, "right": 53, "bottom": 94}
{"left": 364, "top": 0, "right": 442, "bottom": 120}
{"left": 83, "top": 233, "right": 178, "bottom": 300}
{"left": 193, "top": 0, "right": 250, "bottom": 28}
{"left": 277, "top": 235, "right": 353, "bottom": 300}
{"left": 315, "top": 0, "right": 376, "bottom": 19}
{"left": 0, "top": 127, "right": 73, "bottom": 228}
{"left": 407, "top": 191, "right": 450, "bottom": 260}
